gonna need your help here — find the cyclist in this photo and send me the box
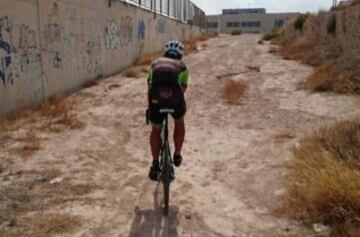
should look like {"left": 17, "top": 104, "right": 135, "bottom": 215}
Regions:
{"left": 147, "top": 40, "right": 189, "bottom": 181}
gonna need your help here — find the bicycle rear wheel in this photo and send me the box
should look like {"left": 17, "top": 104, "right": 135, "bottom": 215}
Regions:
{"left": 163, "top": 178, "right": 170, "bottom": 216}
{"left": 162, "top": 142, "right": 172, "bottom": 216}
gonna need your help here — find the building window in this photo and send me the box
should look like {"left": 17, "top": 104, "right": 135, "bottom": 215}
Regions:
{"left": 241, "top": 21, "right": 261, "bottom": 27}
{"left": 227, "top": 22, "right": 240, "bottom": 27}
{"left": 207, "top": 22, "right": 218, "bottom": 28}
{"left": 274, "top": 19, "right": 284, "bottom": 28}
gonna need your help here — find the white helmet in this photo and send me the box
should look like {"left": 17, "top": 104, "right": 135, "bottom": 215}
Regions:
{"left": 164, "top": 40, "right": 184, "bottom": 59}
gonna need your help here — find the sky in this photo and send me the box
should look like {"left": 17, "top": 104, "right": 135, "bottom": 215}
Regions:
{"left": 191, "top": 0, "right": 334, "bottom": 14}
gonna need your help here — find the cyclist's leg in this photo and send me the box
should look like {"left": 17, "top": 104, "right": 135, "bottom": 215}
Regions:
{"left": 150, "top": 125, "right": 162, "bottom": 161}
{"left": 149, "top": 107, "right": 164, "bottom": 180}
{"left": 172, "top": 103, "right": 186, "bottom": 166}
{"left": 149, "top": 107, "right": 164, "bottom": 161}
{"left": 174, "top": 118, "right": 185, "bottom": 155}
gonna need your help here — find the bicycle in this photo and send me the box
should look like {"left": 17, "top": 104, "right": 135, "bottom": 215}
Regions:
{"left": 147, "top": 108, "right": 175, "bottom": 216}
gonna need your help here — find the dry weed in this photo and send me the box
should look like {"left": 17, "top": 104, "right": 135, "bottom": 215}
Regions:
{"left": 222, "top": 79, "right": 248, "bottom": 105}
{"left": 279, "top": 121, "right": 360, "bottom": 230}
{"left": 140, "top": 66, "right": 150, "bottom": 73}
{"left": 41, "top": 97, "right": 83, "bottom": 129}
{"left": 135, "top": 33, "right": 216, "bottom": 66}
{"left": 305, "top": 60, "right": 360, "bottom": 94}
{"left": 183, "top": 37, "right": 198, "bottom": 54}
{"left": 83, "top": 79, "right": 98, "bottom": 88}
{"left": 136, "top": 51, "right": 162, "bottom": 66}
{"left": 21, "top": 129, "right": 41, "bottom": 152}
{"left": 184, "top": 32, "right": 217, "bottom": 55}
{"left": 0, "top": 174, "right": 93, "bottom": 236}
{"left": 24, "top": 213, "right": 80, "bottom": 237}
{"left": 123, "top": 68, "right": 140, "bottom": 78}
{"left": 0, "top": 155, "right": 12, "bottom": 174}
{"left": 280, "top": 37, "right": 320, "bottom": 64}
{"left": 276, "top": 33, "right": 359, "bottom": 95}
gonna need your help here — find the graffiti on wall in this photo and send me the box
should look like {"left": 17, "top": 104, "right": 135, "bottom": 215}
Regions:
{"left": 104, "top": 19, "right": 119, "bottom": 50}
{"left": 84, "top": 38, "right": 102, "bottom": 74}
{"left": 120, "top": 16, "right": 133, "bottom": 46}
{"left": 0, "top": 16, "right": 13, "bottom": 87}
{"left": 104, "top": 16, "right": 134, "bottom": 49}
{"left": 137, "top": 20, "right": 146, "bottom": 40}
{"left": 42, "top": 2, "right": 70, "bottom": 69}
{"left": 19, "top": 24, "right": 36, "bottom": 50}
{"left": 0, "top": 16, "right": 41, "bottom": 88}
{"left": 157, "top": 19, "right": 166, "bottom": 34}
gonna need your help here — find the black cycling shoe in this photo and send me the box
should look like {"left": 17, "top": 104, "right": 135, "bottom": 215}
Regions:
{"left": 173, "top": 154, "right": 183, "bottom": 167}
{"left": 149, "top": 160, "right": 161, "bottom": 181}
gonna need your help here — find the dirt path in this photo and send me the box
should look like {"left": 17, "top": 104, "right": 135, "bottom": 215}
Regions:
{"left": 1, "top": 34, "right": 360, "bottom": 237}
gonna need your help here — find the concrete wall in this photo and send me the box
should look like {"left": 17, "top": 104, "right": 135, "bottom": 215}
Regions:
{"left": 207, "top": 12, "right": 299, "bottom": 34}
{"left": 282, "top": 5, "right": 360, "bottom": 58}
{"left": 0, "top": 0, "right": 201, "bottom": 116}
{"left": 304, "top": 5, "right": 360, "bottom": 58}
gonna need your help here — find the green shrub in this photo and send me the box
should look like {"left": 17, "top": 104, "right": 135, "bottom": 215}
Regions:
{"left": 294, "top": 13, "right": 310, "bottom": 31}
{"left": 263, "top": 29, "right": 279, "bottom": 41}
{"left": 231, "top": 29, "right": 242, "bottom": 35}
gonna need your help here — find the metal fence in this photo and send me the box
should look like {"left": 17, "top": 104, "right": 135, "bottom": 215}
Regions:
{"left": 119, "top": 0, "right": 206, "bottom": 28}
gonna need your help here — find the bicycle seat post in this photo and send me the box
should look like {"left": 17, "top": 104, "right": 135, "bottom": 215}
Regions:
{"left": 159, "top": 109, "right": 174, "bottom": 142}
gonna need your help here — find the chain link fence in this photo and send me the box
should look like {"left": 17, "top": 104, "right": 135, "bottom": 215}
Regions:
{"left": 119, "top": 0, "right": 206, "bottom": 28}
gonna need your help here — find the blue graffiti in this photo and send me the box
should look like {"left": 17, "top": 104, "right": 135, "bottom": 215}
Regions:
{"left": 53, "top": 51, "right": 61, "bottom": 68}
{"left": 157, "top": 19, "right": 166, "bottom": 34}
{"left": 0, "top": 40, "right": 11, "bottom": 54}
{"left": 138, "top": 20, "right": 146, "bottom": 40}
{"left": 0, "top": 56, "right": 12, "bottom": 86}
{"left": 0, "top": 24, "right": 12, "bottom": 87}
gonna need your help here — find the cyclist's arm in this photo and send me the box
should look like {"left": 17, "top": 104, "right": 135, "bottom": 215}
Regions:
{"left": 178, "top": 69, "right": 189, "bottom": 93}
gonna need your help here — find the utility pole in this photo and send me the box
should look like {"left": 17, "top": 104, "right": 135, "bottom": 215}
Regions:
{"left": 333, "top": 0, "right": 337, "bottom": 8}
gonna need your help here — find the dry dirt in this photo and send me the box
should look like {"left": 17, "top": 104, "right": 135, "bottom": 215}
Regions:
{"left": 1, "top": 34, "right": 360, "bottom": 237}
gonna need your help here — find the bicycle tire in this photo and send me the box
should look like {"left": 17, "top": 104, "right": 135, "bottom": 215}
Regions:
{"left": 162, "top": 143, "right": 171, "bottom": 216}
{"left": 163, "top": 178, "right": 170, "bottom": 216}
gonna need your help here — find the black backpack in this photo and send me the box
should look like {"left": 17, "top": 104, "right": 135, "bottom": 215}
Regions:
{"left": 148, "top": 60, "right": 184, "bottom": 108}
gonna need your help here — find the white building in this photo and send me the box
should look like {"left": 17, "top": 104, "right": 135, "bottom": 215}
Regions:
{"left": 207, "top": 8, "right": 300, "bottom": 34}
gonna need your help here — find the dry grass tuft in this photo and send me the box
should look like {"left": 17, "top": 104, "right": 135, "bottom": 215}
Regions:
{"left": 279, "top": 121, "right": 360, "bottom": 230}
{"left": 197, "top": 32, "right": 218, "bottom": 41}
{"left": 0, "top": 174, "right": 92, "bottom": 236}
{"left": 184, "top": 32, "right": 217, "bottom": 55}
{"left": 82, "top": 79, "right": 98, "bottom": 88}
{"left": 140, "top": 66, "right": 149, "bottom": 73}
{"left": 25, "top": 213, "right": 80, "bottom": 237}
{"left": 279, "top": 37, "right": 324, "bottom": 66}
{"left": 304, "top": 60, "right": 360, "bottom": 94}
{"left": 123, "top": 68, "right": 140, "bottom": 78}
{"left": 183, "top": 37, "right": 199, "bottom": 54}
{"left": 222, "top": 79, "right": 248, "bottom": 105}
{"left": 41, "top": 97, "right": 83, "bottom": 129}
{"left": 275, "top": 34, "right": 359, "bottom": 95}
{"left": 21, "top": 130, "right": 41, "bottom": 152}
{"left": 136, "top": 51, "right": 163, "bottom": 66}
{"left": 134, "top": 33, "right": 217, "bottom": 66}
{"left": 0, "top": 155, "right": 12, "bottom": 174}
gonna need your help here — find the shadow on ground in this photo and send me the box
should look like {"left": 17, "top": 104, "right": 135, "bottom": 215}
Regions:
{"left": 128, "top": 183, "right": 179, "bottom": 237}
